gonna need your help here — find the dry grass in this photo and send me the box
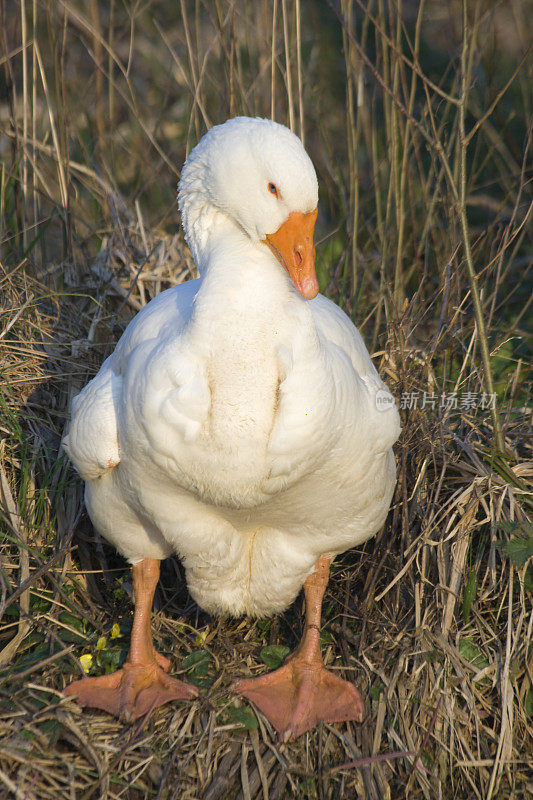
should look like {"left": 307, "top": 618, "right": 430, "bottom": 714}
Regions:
{"left": 1, "top": 1, "right": 532, "bottom": 798}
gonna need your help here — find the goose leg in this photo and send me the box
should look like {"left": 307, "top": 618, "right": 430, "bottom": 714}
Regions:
{"left": 232, "top": 555, "right": 364, "bottom": 740}
{"left": 64, "top": 558, "right": 198, "bottom": 721}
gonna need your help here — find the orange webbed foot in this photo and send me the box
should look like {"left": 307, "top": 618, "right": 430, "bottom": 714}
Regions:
{"left": 232, "top": 658, "right": 364, "bottom": 740}
{"left": 64, "top": 661, "right": 198, "bottom": 722}
{"left": 232, "top": 555, "right": 365, "bottom": 739}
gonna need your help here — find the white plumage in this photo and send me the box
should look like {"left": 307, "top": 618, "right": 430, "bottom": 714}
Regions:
{"left": 63, "top": 116, "right": 400, "bottom": 620}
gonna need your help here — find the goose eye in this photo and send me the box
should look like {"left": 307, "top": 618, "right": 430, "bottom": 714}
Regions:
{"left": 268, "top": 182, "right": 279, "bottom": 197}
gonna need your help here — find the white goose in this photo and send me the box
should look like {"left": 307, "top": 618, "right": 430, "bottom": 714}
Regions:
{"left": 62, "top": 117, "right": 400, "bottom": 739}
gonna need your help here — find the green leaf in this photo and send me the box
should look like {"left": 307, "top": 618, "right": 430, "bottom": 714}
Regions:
{"left": 260, "top": 645, "right": 290, "bottom": 670}
{"left": 56, "top": 629, "right": 86, "bottom": 644}
{"left": 182, "top": 650, "right": 212, "bottom": 686}
{"left": 59, "top": 613, "right": 85, "bottom": 633}
{"left": 499, "top": 537, "right": 533, "bottom": 569}
{"left": 225, "top": 704, "right": 258, "bottom": 731}
{"left": 458, "top": 638, "right": 489, "bottom": 672}
{"left": 38, "top": 718, "right": 61, "bottom": 744}
{"left": 11, "top": 642, "right": 51, "bottom": 673}
{"left": 192, "top": 675, "right": 214, "bottom": 690}
{"left": 254, "top": 619, "right": 271, "bottom": 636}
{"left": 524, "top": 566, "right": 533, "bottom": 594}
{"left": 498, "top": 520, "right": 533, "bottom": 537}
{"left": 369, "top": 684, "right": 385, "bottom": 701}
{"left": 31, "top": 597, "right": 52, "bottom": 614}
{"left": 99, "top": 647, "right": 128, "bottom": 673}
{"left": 497, "top": 521, "right": 533, "bottom": 568}
{"left": 524, "top": 689, "right": 533, "bottom": 717}
{"left": 181, "top": 649, "right": 211, "bottom": 670}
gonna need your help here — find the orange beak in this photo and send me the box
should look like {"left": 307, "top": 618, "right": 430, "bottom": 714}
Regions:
{"left": 264, "top": 208, "right": 319, "bottom": 300}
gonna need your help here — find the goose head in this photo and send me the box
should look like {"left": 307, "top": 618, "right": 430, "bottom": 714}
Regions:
{"left": 178, "top": 117, "right": 319, "bottom": 299}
